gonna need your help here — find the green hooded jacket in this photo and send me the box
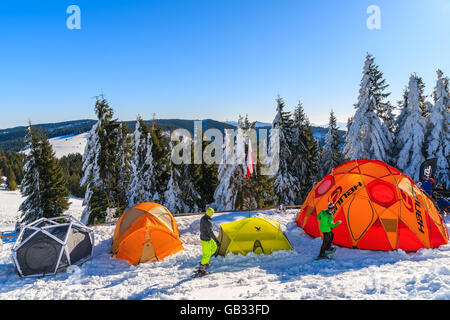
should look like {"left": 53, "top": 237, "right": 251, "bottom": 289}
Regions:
{"left": 317, "top": 209, "right": 341, "bottom": 233}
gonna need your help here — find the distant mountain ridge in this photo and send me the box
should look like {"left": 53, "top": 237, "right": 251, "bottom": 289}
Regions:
{"left": 0, "top": 118, "right": 345, "bottom": 152}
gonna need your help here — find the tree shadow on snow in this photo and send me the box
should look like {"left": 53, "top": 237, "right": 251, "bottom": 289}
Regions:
{"left": 0, "top": 237, "right": 134, "bottom": 295}
{"left": 198, "top": 224, "right": 450, "bottom": 284}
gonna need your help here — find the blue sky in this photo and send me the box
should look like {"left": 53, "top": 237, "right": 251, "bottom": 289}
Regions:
{"left": 0, "top": 0, "right": 449, "bottom": 129}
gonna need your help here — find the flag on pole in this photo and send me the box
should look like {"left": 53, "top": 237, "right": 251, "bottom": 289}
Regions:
{"left": 246, "top": 141, "right": 255, "bottom": 179}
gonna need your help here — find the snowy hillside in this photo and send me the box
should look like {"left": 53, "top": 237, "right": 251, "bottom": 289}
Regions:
{"left": 22, "top": 133, "right": 88, "bottom": 158}
{"left": 225, "top": 121, "right": 272, "bottom": 127}
{"left": 312, "top": 121, "right": 347, "bottom": 131}
{"left": 1, "top": 190, "right": 450, "bottom": 300}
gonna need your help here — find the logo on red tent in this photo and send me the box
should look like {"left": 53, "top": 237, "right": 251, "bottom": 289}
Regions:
{"left": 335, "top": 182, "right": 363, "bottom": 208}
{"left": 329, "top": 187, "right": 343, "bottom": 204}
{"left": 400, "top": 190, "right": 414, "bottom": 213}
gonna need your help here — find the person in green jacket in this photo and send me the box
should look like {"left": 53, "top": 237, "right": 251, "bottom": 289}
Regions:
{"left": 317, "top": 202, "right": 341, "bottom": 259}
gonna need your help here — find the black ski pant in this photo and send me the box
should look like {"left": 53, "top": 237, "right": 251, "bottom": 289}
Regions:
{"left": 319, "top": 232, "right": 334, "bottom": 256}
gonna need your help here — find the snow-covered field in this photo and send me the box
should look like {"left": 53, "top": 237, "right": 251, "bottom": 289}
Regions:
{"left": 22, "top": 133, "right": 88, "bottom": 158}
{"left": 1, "top": 190, "right": 450, "bottom": 300}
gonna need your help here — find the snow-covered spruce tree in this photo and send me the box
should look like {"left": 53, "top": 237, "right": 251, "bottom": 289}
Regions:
{"left": 19, "top": 124, "right": 43, "bottom": 224}
{"left": 250, "top": 155, "right": 276, "bottom": 208}
{"left": 321, "top": 110, "right": 344, "bottom": 176}
{"left": 272, "top": 96, "right": 299, "bottom": 205}
{"left": 426, "top": 70, "right": 450, "bottom": 188}
{"left": 164, "top": 143, "right": 186, "bottom": 214}
{"left": 164, "top": 139, "right": 202, "bottom": 214}
{"left": 305, "top": 123, "right": 321, "bottom": 185}
{"left": 213, "top": 116, "right": 257, "bottom": 210}
{"left": 181, "top": 155, "right": 202, "bottom": 213}
{"left": 247, "top": 115, "right": 276, "bottom": 209}
{"left": 148, "top": 121, "right": 171, "bottom": 204}
{"left": 392, "top": 87, "right": 409, "bottom": 162}
{"left": 115, "top": 121, "right": 132, "bottom": 213}
{"left": 37, "top": 133, "right": 70, "bottom": 219}
{"left": 235, "top": 115, "right": 268, "bottom": 210}
{"left": 374, "top": 75, "right": 396, "bottom": 139}
{"left": 396, "top": 74, "right": 427, "bottom": 181}
{"left": 193, "top": 140, "right": 219, "bottom": 211}
{"left": 213, "top": 126, "right": 236, "bottom": 211}
{"left": 80, "top": 95, "right": 122, "bottom": 225}
{"left": 315, "top": 138, "right": 325, "bottom": 179}
{"left": 127, "top": 116, "right": 154, "bottom": 207}
{"left": 19, "top": 124, "right": 69, "bottom": 225}
{"left": 343, "top": 54, "right": 393, "bottom": 163}
{"left": 291, "top": 101, "right": 319, "bottom": 203}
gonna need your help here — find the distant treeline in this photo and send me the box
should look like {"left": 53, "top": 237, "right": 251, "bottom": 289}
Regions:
{"left": 0, "top": 118, "right": 345, "bottom": 152}
{"left": 0, "top": 120, "right": 96, "bottom": 152}
{"left": 0, "top": 150, "right": 25, "bottom": 190}
{"left": 0, "top": 149, "right": 84, "bottom": 197}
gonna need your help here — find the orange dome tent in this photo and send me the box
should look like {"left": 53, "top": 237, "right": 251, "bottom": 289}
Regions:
{"left": 296, "top": 159, "right": 448, "bottom": 252}
{"left": 112, "top": 202, "right": 184, "bottom": 265}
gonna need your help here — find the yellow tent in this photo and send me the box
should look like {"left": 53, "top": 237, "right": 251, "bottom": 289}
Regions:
{"left": 217, "top": 217, "right": 293, "bottom": 256}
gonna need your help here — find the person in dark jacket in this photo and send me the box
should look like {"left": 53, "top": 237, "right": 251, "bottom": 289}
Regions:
{"left": 198, "top": 207, "right": 220, "bottom": 273}
{"left": 432, "top": 191, "right": 450, "bottom": 214}
{"left": 421, "top": 177, "right": 434, "bottom": 197}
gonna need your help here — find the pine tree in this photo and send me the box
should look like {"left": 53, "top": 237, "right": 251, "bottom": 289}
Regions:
{"left": 392, "top": 87, "right": 409, "bottom": 163}
{"left": 343, "top": 54, "right": 393, "bottom": 162}
{"left": 250, "top": 138, "right": 276, "bottom": 209}
{"left": 213, "top": 116, "right": 257, "bottom": 210}
{"left": 38, "top": 134, "right": 70, "bottom": 218}
{"left": 149, "top": 121, "right": 171, "bottom": 204}
{"left": 234, "top": 116, "right": 260, "bottom": 210}
{"left": 321, "top": 110, "right": 344, "bottom": 176}
{"left": 291, "top": 102, "right": 319, "bottom": 203}
{"left": 316, "top": 138, "right": 325, "bottom": 179}
{"left": 80, "top": 95, "right": 122, "bottom": 224}
{"left": 304, "top": 122, "right": 321, "bottom": 187}
{"left": 193, "top": 140, "right": 219, "bottom": 211}
{"left": 164, "top": 146, "right": 186, "bottom": 214}
{"left": 115, "top": 121, "right": 132, "bottom": 213}
{"left": 19, "top": 124, "right": 69, "bottom": 224}
{"left": 272, "top": 96, "right": 299, "bottom": 205}
{"left": 164, "top": 138, "right": 202, "bottom": 214}
{"left": 19, "top": 124, "right": 43, "bottom": 223}
{"left": 127, "top": 116, "right": 155, "bottom": 207}
{"left": 181, "top": 151, "right": 202, "bottom": 212}
{"left": 5, "top": 166, "right": 17, "bottom": 191}
{"left": 213, "top": 126, "right": 236, "bottom": 211}
{"left": 426, "top": 70, "right": 450, "bottom": 188}
{"left": 396, "top": 74, "right": 427, "bottom": 181}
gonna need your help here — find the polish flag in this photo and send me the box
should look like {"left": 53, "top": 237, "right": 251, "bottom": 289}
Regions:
{"left": 246, "top": 142, "right": 255, "bottom": 179}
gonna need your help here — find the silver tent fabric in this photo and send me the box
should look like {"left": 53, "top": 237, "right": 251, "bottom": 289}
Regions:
{"left": 12, "top": 216, "right": 94, "bottom": 277}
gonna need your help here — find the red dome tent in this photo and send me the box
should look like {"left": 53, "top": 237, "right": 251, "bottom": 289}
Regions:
{"left": 296, "top": 159, "right": 448, "bottom": 251}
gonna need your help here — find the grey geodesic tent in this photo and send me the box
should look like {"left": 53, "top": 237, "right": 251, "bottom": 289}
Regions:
{"left": 12, "top": 216, "right": 94, "bottom": 277}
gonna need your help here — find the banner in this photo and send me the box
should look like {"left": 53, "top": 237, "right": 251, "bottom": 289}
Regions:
{"left": 419, "top": 158, "right": 437, "bottom": 182}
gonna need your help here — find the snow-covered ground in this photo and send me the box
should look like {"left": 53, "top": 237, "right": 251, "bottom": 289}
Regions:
{"left": 1, "top": 190, "right": 450, "bottom": 300}
{"left": 21, "top": 133, "right": 88, "bottom": 158}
